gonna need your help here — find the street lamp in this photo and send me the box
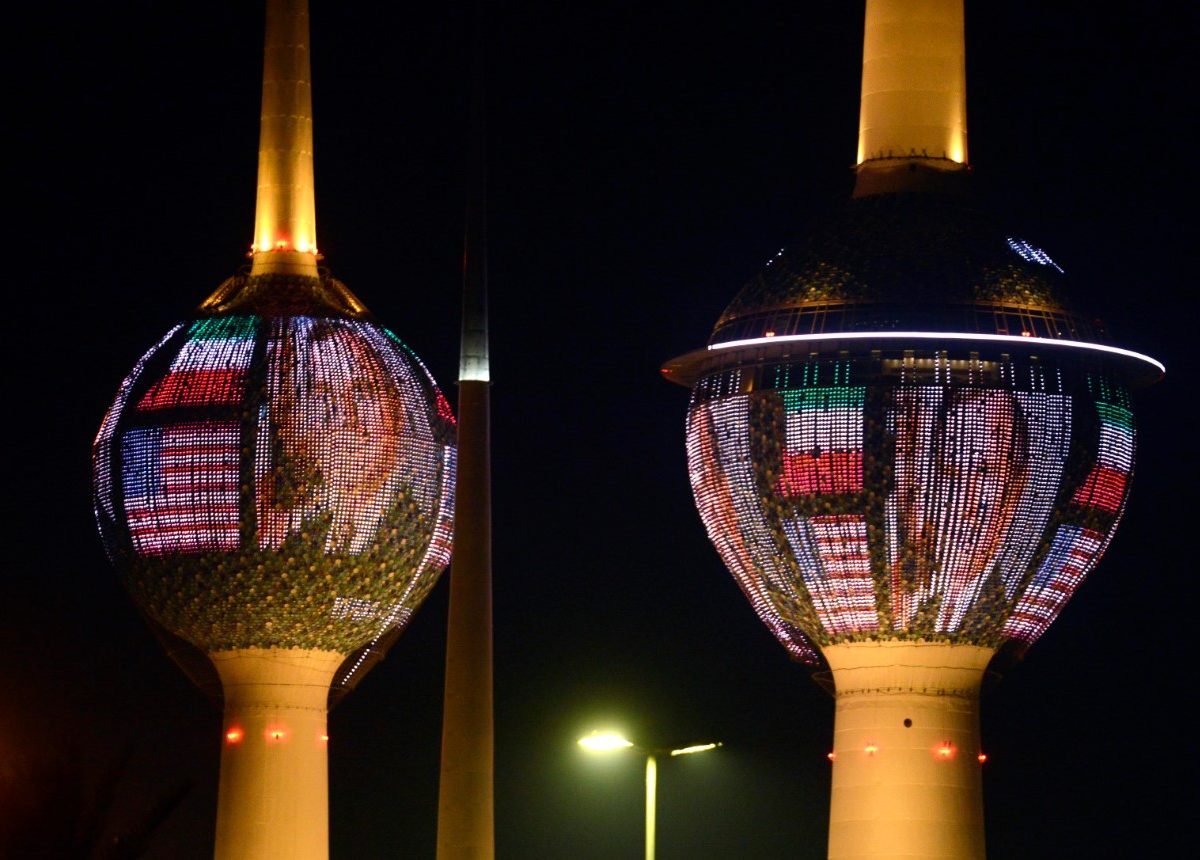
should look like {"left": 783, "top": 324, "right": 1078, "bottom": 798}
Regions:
{"left": 577, "top": 731, "right": 722, "bottom": 860}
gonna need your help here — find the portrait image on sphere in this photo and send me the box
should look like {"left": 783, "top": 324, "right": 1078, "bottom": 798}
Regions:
{"left": 888, "top": 387, "right": 1031, "bottom": 632}
{"left": 257, "top": 319, "right": 409, "bottom": 554}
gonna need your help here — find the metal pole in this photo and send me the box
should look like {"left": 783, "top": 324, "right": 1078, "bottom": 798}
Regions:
{"left": 644, "top": 753, "right": 657, "bottom": 860}
{"left": 251, "top": 0, "right": 320, "bottom": 276}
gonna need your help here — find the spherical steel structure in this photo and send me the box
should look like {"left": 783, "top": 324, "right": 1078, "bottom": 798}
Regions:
{"left": 665, "top": 193, "right": 1158, "bottom": 665}
{"left": 93, "top": 274, "right": 456, "bottom": 658}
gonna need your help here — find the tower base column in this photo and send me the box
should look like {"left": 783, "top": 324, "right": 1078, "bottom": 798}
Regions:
{"left": 825, "top": 642, "right": 993, "bottom": 860}
{"left": 211, "top": 648, "right": 343, "bottom": 860}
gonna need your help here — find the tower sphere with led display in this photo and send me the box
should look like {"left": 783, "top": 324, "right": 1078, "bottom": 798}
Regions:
{"left": 664, "top": 193, "right": 1159, "bottom": 662}
{"left": 93, "top": 281, "right": 456, "bottom": 657}
{"left": 91, "top": 2, "right": 454, "bottom": 857}
{"left": 663, "top": 1, "right": 1161, "bottom": 857}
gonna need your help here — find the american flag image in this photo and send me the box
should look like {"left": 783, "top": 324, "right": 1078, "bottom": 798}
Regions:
{"left": 118, "top": 317, "right": 255, "bottom": 555}
{"left": 1004, "top": 524, "right": 1104, "bottom": 641}
{"left": 121, "top": 422, "right": 243, "bottom": 555}
{"left": 784, "top": 513, "right": 879, "bottom": 634}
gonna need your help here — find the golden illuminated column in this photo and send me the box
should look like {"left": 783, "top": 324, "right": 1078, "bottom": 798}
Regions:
{"left": 251, "top": 0, "right": 319, "bottom": 276}
{"left": 825, "top": 643, "right": 991, "bottom": 860}
{"left": 436, "top": 377, "right": 494, "bottom": 860}
{"left": 855, "top": 0, "right": 967, "bottom": 196}
{"left": 212, "top": 650, "right": 343, "bottom": 860}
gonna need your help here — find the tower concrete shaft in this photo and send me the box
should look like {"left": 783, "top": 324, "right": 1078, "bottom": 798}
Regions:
{"left": 825, "top": 643, "right": 991, "bottom": 860}
{"left": 436, "top": 380, "right": 494, "bottom": 859}
{"left": 212, "top": 649, "right": 343, "bottom": 860}
{"left": 251, "top": 0, "right": 319, "bottom": 276}
{"left": 854, "top": 0, "right": 968, "bottom": 197}
{"left": 437, "top": 10, "right": 495, "bottom": 852}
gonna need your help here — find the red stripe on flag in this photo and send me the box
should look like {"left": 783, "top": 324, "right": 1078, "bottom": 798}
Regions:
{"left": 1071, "top": 465, "right": 1127, "bottom": 514}
{"left": 779, "top": 451, "right": 863, "bottom": 497}
{"left": 138, "top": 369, "right": 247, "bottom": 410}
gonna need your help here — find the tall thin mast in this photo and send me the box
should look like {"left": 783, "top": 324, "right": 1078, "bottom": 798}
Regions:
{"left": 251, "top": 0, "right": 319, "bottom": 276}
{"left": 853, "top": 0, "right": 968, "bottom": 197}
{"left": 436, "top": 3, "right": 495, "bottom": 855}
{"left": 457, "top": 25, "right": 490, "bottom": 387}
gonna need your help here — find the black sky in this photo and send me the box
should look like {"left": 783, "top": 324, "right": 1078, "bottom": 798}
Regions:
{"left": 7, "top": 1, "right": 1194, "bottom": 857}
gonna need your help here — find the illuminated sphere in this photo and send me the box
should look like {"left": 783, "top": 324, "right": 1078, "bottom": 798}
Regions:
{"left": 93, "top": 272, "right": 456, "bottom": 655}
{"left": 665, "top": 193, "right": 1159, "bottom": 663}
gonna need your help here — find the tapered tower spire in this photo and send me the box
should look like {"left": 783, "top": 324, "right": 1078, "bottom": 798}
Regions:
{"left": 251, "top": 0, "right": 319, "bottom": 276}
{"left": 437, "top": 4, "right": 495, "bottom": 854}
{"left": 853, "top": 0, "right": 968, "bottom": 197}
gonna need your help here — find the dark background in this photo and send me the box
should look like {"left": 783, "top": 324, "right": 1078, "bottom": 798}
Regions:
{"left": 7, "top": 1, "right": 1192, "bottom": 857}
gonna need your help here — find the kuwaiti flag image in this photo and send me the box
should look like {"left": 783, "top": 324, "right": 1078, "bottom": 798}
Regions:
{"left": 778, "top": 387, "right": 865, "bottom": 497}
{"left": 138, "top": 317, "right": 257, "bottom": 410}
{"left": 1071, "top": 402, "right": 1134, "bottom": 515}
{"left": 777, "top": 387, "right": 877, "bottom": 634}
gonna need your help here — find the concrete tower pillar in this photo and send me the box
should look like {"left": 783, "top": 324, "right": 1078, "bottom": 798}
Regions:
{"left": 825, "top": 643, "right": 992, "bottom": 860}
{"left": 211, "top": 649, "right": 343, "bottom": 860}
{"left": 436, "top": 377, "right": 494, "bottom": 859}
{"left": 854, "top": 0, "right": 968, "bottom": 197}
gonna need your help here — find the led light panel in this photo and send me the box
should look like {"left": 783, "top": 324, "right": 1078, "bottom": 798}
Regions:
{"left": 687, "top": 361, "right": 1134, "bottom": 659}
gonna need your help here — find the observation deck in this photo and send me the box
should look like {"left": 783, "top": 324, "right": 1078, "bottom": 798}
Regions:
{"left": 662, "top": 194, "right": 1163, "bottom": 388}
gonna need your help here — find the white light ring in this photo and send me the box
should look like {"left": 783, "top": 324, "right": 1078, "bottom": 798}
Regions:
{"left": 708, "top": 330, "right": 1165, "bottom": 376}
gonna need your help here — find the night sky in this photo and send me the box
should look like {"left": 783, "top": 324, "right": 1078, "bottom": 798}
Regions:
{"left": 7, "top": 2, "right": 1192, "bottom": 857}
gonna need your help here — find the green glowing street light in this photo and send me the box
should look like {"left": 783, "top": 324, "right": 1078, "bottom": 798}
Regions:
{"left": 577, "top": 731, "right": 722, "bottom": 860}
